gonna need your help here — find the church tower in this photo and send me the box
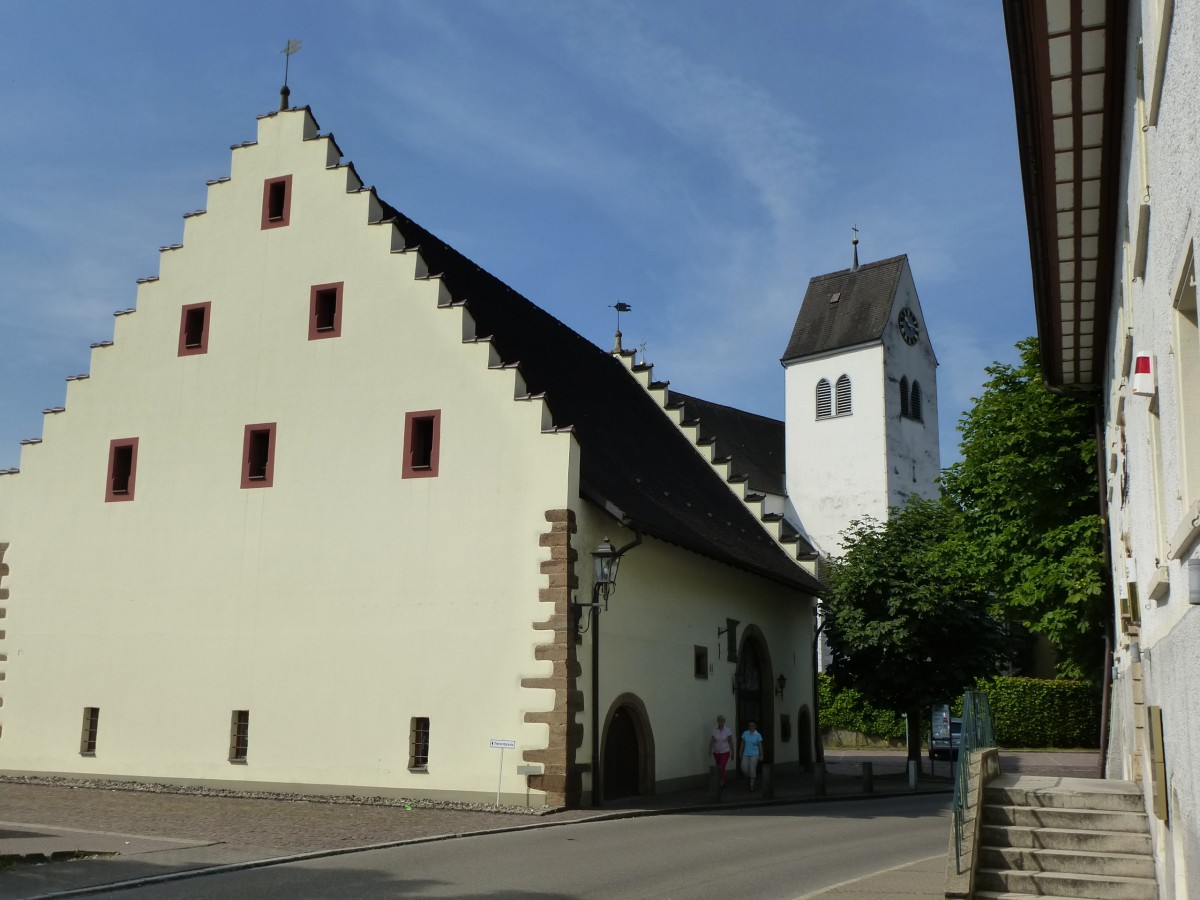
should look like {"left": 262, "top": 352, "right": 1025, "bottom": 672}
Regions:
{"left": 781, "top": 251, "right": 940, "bottom": 559}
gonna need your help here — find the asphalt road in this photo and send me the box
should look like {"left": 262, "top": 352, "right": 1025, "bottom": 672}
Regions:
{"left": 90, "top": 794, "right": 951, "bottom": 900}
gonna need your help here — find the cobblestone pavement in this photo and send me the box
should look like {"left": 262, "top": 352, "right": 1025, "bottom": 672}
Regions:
{"left": 0, "top": 782, "right": 597, "bottom": 855}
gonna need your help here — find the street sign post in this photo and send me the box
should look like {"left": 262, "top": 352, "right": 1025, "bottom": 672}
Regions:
{"left": 490, "top": 739, "right": 516, "bottom": 804}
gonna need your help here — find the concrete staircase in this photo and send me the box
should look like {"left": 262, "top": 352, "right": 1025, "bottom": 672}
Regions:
{"left": 974, "top": 774, "right": 1157, "bottom": 900}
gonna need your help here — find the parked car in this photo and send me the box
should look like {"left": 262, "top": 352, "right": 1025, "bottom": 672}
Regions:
{"left": 929, "top": 705, "right": 962, "bottom": 761}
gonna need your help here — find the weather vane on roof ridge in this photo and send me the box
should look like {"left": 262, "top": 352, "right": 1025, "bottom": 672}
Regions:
{"left": 279, "top": 39, "right": 302, "bottom": 111}
{"left": 610, "top": 301, "right": 632, "bottom": 354}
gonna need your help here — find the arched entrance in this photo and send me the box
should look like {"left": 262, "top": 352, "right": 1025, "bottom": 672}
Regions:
{"left": 735, "top": 630, "right": 773, "bottom": 763}
{"left": 600, "top": 694, "right": 655, "bottom": 802}
{"left": 797, "top": 706, "right": 813, "bottom": 771}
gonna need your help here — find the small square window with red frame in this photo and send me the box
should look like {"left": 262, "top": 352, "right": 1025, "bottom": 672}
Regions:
{"left": 105, "top": 438, "right": 139, "bottom": 502}
{"left": 261, "top": 175, "right": 292, "bottom": 229}
{"left": 178, "top": 302, "right": 212, "bottom": 356}
{"left": 309, "top": 282, "right": 343, "bottom": 340}
{"left": 241, "top": 423, "right": 277, "bottom": 489}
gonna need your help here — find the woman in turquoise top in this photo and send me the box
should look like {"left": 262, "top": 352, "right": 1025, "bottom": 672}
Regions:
{"left": 739, "top": 721, "right": 764, "bottom": 791}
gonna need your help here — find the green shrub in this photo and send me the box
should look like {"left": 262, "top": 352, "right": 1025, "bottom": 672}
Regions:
{"left": 973, "top": 676, "right": 1100, "bottom": 748}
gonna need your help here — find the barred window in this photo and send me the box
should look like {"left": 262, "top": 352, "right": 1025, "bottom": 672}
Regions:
{"left": 80, "top": 707, "right": 100, "bottom": 755}
{"left": 815, "top": 379, "right": 832, "bottom": 419}
{"left": 835, "top": 375, "right": 852, "bottom": 416}
{"left": 409, "top": 716, "right": 430, "bottom": 770}
{"left": 899, "top": 377, "right": 910, "bottom": 418}
{"left": 229, "top": 710, "right": 250, "bottom": 762}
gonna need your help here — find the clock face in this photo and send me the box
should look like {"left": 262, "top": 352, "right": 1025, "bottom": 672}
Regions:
{"left": 898, "top": 307, "right": 920, "bottom": 345}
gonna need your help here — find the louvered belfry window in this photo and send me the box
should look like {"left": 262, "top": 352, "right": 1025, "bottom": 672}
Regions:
{"left": 899, "top": 377, "right": 910, "bottom": 417}
{"left": 816, "top": 379, "right": 832, "bottom": 419}
{"left": 835, "top": 375, "right": 852, "bottom": 416}
{"left": 910, "top": 381, "right": 922, "bottom": 422}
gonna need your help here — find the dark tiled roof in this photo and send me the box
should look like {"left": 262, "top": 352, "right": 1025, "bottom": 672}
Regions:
{"left": 667, "top": 392, "right": 786, "bottom": 497}
{"left": 377, "top": 199, "right": 820, "bottom": 593}
{"left": 781, "top": 255, "right": 907, "bottom": 362}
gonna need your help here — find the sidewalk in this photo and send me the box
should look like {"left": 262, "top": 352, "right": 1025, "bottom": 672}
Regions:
{"left": 0, "top": 750, "right": 1096, "bottom": 899}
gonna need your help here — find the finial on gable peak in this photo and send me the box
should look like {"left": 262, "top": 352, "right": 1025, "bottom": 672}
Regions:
{"left": 851, "top": 225, "right": 860, "bottom": 272}
{"left": 279, "top": 39, "right": 302, "bottom": 111}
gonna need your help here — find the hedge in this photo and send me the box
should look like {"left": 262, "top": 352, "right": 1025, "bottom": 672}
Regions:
{"left": 818, "top": 674, "right": 1101, "bottom": 748}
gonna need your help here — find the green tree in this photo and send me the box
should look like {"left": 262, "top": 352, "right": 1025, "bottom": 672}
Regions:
{"left": 940, "top": 337, "right": 1106, "bottom": 680}
{"left": 824, "top": 496, "right": 1007, "bottom": 763}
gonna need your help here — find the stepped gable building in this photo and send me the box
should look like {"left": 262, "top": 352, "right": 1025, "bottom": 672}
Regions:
{"left": 1006, "top": 0, "right": 1200, "bottom": 892}
{"left": 0, "top": 103, "right": 830, "bottom": 808}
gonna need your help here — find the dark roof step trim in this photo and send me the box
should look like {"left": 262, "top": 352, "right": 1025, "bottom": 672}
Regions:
{"left": 727, "top": 473, "right": 749, "bottom": 484}
{"left": 761, "top": 513, "right": 784, "bottom": 522}
{"left": 744, "top": 492, "right": 766, "bottom": 503}
{"left": 648, "top": 380, "right": 670, "bottom": 390}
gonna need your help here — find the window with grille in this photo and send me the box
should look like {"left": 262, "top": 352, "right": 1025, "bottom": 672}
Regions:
{"left": 409, "top": 716, "right": 430, "bottom": 770}
{"left": 80, "top": 707, "right": 100, "bottom": 755}
{"left": 815, "top": 379, "right": 832, "bottom": 419}
{"left": 229, "top": 710, "right": 250, "bottom": 762}
{"left": 834, "top": 375, "right": 852, "bottom": 416}
{"left": 899, "top": 377, "right": 910, "bottom": 417}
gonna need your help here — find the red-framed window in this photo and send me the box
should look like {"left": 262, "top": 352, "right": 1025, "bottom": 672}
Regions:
{"left": 241, "top": 423, "right": 277, "bottom": 489}
{"left": 178, "top": 301, "right": 212, "bottom": 356}
{"left": 105, "top": 437, "right": 139, "bottom": 502}
{"left": 261, "top": 175, "right": 292, "bottom": 230}
{"left": 402, "top": 410, "right": 441, "bottom": 479}
{"left": 309, "top": 282, "right": 343, "bottom": 340}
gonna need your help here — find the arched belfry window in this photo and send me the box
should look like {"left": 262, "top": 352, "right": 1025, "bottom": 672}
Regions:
{"left": 835, "top": 375, "right": 852, "bottom": 416}
{"left": 910, "top": 381, "right": 922, "bottom": 422}
{"left": 816, "top": 379, "right": 832, "bottom": 419}
{"left": 899, "top": 376, "right": 910, "bottom": 418}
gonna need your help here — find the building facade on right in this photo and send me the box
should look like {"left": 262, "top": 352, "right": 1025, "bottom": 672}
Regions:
{"left": 1006, "top": 1, "right": 1200, "bottom": 896}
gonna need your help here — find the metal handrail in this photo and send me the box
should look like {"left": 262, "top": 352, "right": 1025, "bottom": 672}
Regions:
{"left": 951, "top": 690, "right": 995, "bottom": 873}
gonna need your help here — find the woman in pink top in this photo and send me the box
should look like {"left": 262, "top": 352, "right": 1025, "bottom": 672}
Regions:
{"left": 708, "top": 714, "right": 734, "bottom": 787}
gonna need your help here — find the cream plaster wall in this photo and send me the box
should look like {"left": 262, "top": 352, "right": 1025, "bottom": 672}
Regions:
{"left": 571, "top": 511, "right": 814, "bottom": 796}
{"left": 0, "top": 109, "right": 579, "bottom": 803}
{"left": 1102, "top": 2, "right": 1200, "bottom": 893}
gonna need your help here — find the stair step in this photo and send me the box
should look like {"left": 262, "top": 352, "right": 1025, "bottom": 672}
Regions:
{"left": 987, "top": 782, "right": 1144, "bottom": 813}
{"left": 979, "top": 846, "right": 1154, "bottom": 879}
{"left": 975, "top": 868, "right": 1158, "bottom": 900}
{"left": 981, "top": 823, "right": 1152, "bottom": 854}
{"left": 984, "top": 804, "right": 1149, "bottom": 833}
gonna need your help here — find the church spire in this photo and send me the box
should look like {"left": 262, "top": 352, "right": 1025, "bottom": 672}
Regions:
{"left": 851, "top": 225, "right": 860, "bottom": 272}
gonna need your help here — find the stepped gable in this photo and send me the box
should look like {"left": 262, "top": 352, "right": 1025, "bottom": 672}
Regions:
{"left": 376, "top": 199, "right": 819, "bottom": 593}
{"left": 667, "top": 392, "right": 786, "bottom": 497}
{"left": 781, "top": 254, "right": 906, "bottom": 362}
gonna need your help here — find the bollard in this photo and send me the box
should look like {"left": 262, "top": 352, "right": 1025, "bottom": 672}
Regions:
{"left": 861, "top": 761, "right": 874, "bottom": 794}
{"left": 761, "top": 763, "right": 774, "bottom": 799}
{"left": 708, "top": 765, "right": 721, "bottom": 800}
{"left": 813, "top": 761, "right": 827, "bottom": 796}
{"left": 907, "top": 759, "right": 918, "bottom": 790}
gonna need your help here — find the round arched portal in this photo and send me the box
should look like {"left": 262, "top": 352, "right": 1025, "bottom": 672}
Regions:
{"left": 600, "top": 693, "right": 655, "bottom": 802}
{"left": 735, "top": 627, "right": 775, "bottom": 763}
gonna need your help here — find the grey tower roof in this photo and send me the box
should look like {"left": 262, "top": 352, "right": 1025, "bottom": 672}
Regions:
{"left": 781, "top": 255, "right": 907, "bottom": 363}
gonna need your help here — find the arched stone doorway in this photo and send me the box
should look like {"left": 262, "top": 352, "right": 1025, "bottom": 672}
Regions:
{"left": 600, "top": 693, "right": 655, "bottom": 802}
{"left": 735, "top": 628, "right": 774, "bottom": 763}
{"left": 797, "top": 705, "right": 813, "bottom": 772}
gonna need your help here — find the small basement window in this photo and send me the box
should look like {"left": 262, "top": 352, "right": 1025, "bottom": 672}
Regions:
{"left": 261, "top": 175, "right": 292, "bottom": 229}
{"left": 80, "top": 707, "right": 100, "bottom": 755}
{"left": 178, "top": 301, "right": 212, "bottom": 356}
{"left": 229, "top": 710, "right": 250, "bottom": 762}
{"left": 241, "top": 423, "right": 277, "bottom": 489}
{"left": 106, "top": 438, "right": 139, "bottom": 502}
{"left": 402, "top": 410, "right": 441, "bottom": 479}
{"left": 309, "top": 282, "right": 343, "bottom": 340}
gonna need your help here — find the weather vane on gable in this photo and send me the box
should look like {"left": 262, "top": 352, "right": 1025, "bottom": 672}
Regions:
{"left": 610, "top": 302, "right": 632, "bottom": 354}
{"left": 279, "top": 39, "right": 302, "bottom": 111}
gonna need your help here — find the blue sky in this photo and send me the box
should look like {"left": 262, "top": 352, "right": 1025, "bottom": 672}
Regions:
{"left": 0, "top": 1, "right": 1033, "bottom": 472}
